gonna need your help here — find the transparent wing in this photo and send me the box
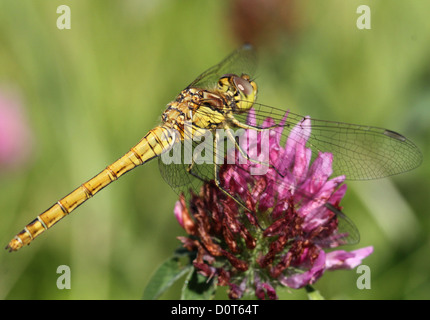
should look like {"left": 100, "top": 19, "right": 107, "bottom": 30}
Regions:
{"left": 233, "top": 102, "right": 423, "bottom": 180}
{"left": 158, "top": 128, "right": 215, "bottom": 196}
{"left": 188, "top": 44, "right": 257, "bottom": 90}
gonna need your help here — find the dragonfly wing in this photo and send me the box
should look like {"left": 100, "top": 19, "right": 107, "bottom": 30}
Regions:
{"left": 233, "top": 102, "right": 423, "bottom": 180}
{"left": 323, "top": 203, "right": 360, "bottom": 246}
{"left": 188, "top": 44, "right": 257, "bottom": 90}
{"left": 158, "top": 131, "right": 216, "bottom": 197}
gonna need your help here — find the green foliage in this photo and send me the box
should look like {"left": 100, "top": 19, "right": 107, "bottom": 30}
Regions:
{"left": 143, "top": 249, "right": 194, "bottom": 300}
{"left": 143, "top": 248, "right": 215, "bottom": 300}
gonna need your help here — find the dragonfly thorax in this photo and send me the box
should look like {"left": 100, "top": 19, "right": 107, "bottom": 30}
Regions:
{"left": 160, "top": 74, "right": 258, "bottom": 141}
{"left": 161, "top": 88, "right": 230, "bottom": 140}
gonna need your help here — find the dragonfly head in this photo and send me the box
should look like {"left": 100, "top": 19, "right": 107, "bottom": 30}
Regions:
{"left": 217, "top": 74, "right": 257, "bottom": 113}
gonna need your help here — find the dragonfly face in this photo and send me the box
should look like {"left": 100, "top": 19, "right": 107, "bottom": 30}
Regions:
{"left": 216, "top": 74, "right": 258, "bottom": 114}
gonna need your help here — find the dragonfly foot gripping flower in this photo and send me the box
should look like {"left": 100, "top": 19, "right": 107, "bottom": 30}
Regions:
{"left": 174, "top": 110, "right": 373, "bottom": 299}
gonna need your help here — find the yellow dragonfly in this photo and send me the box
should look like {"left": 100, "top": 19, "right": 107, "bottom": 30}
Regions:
{"left": 6, "top": 45, "right": 422, "bottom": 252}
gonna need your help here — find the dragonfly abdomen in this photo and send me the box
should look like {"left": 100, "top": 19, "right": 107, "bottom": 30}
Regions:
{"left": 6, "top": 126, "right": 175, "bottom": 251}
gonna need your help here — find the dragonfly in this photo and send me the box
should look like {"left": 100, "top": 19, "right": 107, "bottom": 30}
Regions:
{"left": 6, "top": 44, "right": 422, "bottom": 252}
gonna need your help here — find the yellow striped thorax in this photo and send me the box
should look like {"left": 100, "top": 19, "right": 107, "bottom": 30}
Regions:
{"left": 161, "top": 74, "right": 258, "bottom": 141}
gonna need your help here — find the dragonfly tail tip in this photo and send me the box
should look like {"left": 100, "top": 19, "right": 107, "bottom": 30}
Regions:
{"left": 5, "top": 239, "right": 22, "bottom": 252}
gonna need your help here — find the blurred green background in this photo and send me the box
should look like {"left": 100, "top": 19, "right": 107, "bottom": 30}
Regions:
{"left": 0, "top": 0, "right": 429, "bottom": 300}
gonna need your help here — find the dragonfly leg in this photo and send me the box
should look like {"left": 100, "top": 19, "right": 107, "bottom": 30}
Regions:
{"left": 186, "top": 161, "right": 205, "bottom": 182}
{"left": 229, "top": 117, "right": 280, "bottom": 132}
{"left": 224, "top": 122, "right": 285, "bottom": 178}
{"left": 185, "top": 147, "right": 207, "bottom": 182}
{"left": 213, "top": 130, "right": 266, "bottom": 230}
{"left": 224, "top": 125, "right": 271, "bottom": 168}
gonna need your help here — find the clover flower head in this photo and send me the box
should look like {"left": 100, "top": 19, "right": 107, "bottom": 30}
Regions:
{"left": 174, "top": 109, "right": 373, "bottom": 299}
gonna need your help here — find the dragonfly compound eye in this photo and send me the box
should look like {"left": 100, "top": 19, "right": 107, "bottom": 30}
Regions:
{"left": 233, "top": 75, "right": 253, "bottom": 96}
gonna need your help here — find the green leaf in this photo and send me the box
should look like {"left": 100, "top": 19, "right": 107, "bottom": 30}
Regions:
{"left": 143, "top": 250, "right": 194, "bottom": 300}
{"left": 181, "top": 268, "right": 216, "bottom": 300}
{"left": 305, "top": 285, "right": 325, "bottom": 300}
